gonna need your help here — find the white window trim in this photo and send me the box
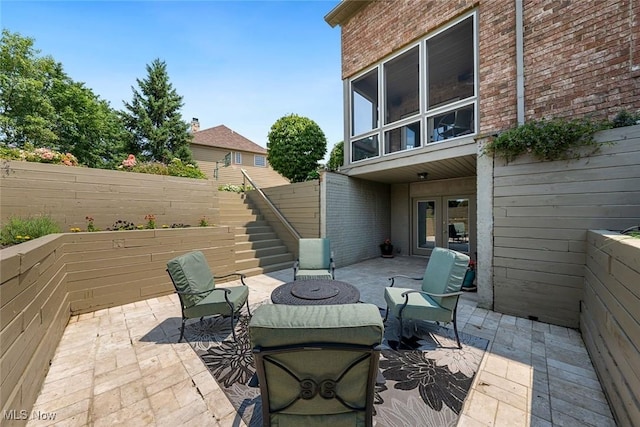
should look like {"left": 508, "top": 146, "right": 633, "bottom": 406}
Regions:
{"left": 234, "top": 152, "right": 242, "bottom": 164}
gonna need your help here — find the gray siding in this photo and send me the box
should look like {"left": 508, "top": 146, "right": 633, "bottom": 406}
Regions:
{"left": 492, "top": 125, "right": 640, "bottom": 327}
{"left": 582, "top": 230, "right": 640, "bottom": 427}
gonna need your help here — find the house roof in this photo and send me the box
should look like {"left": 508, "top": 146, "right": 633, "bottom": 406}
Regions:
{"left": 324, "top": 0, "right": 370, "bottom": 28}
{"left": 192, "top": 125, "right": 267, "bottom": 154}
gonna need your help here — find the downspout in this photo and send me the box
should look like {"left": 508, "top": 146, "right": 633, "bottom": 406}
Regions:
{"left": 516, "top": 0, "right": 525, "bottom": 124}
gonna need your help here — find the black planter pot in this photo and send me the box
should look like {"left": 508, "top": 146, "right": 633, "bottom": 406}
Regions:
{"left": 380, "top": 244, "right": 394, "bottom": 258}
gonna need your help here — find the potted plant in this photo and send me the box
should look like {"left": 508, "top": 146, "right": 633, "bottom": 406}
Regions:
{"left": 379, "top": 238, "right": 394, "bottom": 258}
{"left": 462, "top": 260, "right": 476, "bottom": 291}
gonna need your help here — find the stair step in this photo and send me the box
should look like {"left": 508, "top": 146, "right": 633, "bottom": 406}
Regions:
{"left": 236, "top": 245, "right": 288, "bottom": 260}
{"left": 238, "top": 261, "right": 293, "bottom": 278}
{"left": 236, "top": 225, "right": 273, "bottom": 234}
{"left": 235, "top": 232, "right": 278, "bottom": 242}
{"left": 236, "top": 239, "right": 283, "bottom": 251}
{"left": 235, "top": 253, "right": 294, "bottom": 271}
{"left": 219, "top": 219, "right": 265, "bottom": 227}
{"left": 218, "top": 189, "right": 295, "bottom": 277}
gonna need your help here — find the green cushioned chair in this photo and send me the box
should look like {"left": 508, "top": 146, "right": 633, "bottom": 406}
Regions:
{"left": 249, "top": 304, "right": 383, "bottom": 427}
{"left": 384, "top": 247, "right": 469, "bottom": 348}
{"left": 166, "top": 251, "right": 250, "bottom": 342}
{"left": 293, "top": 238, "right": 335, "bottom": 281}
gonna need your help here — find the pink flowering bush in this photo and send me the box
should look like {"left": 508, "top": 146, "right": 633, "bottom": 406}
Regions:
{"left": 0, "top": 144, "right": 79, "bottom": 166}
{"left": 121, "top": 154, "right": 137, "bottom": 168}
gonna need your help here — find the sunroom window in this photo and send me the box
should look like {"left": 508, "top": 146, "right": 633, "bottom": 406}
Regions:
{"left": 385, "top": 121, "right": 421, "bottom": 154}
{"left": 347, "top": 12, "right": 477, "bottom": 163}
{"left": 351, "top": 69, "right": 378, "bottom": 137}
{"left": 352, "top": 135, "right": 379, "bottom": 162}
{"left": 384, "top": 46, "right": 419, "bottom": 125}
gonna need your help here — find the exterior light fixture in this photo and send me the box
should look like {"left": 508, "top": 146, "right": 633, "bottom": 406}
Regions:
{"left": 417, "top": 172, "right": 428, "bottom": 180}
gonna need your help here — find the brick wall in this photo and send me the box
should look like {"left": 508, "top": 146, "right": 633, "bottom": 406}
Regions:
{"left": 522, "top": 0, "right": 640, "bottom": 122}
{"left": 339, "top": 0, "right": 639, "bottom": 134}
{"left": 324, "top": 172, "right": 390, "bottom": 266}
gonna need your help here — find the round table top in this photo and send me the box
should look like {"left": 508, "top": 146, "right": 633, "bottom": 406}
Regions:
{"left": 271, "top": 279, "right": 360, "bottom": 305}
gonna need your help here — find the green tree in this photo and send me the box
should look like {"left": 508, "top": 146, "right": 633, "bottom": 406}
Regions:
{"left": 326, "top": 141, "right": 344, "bottom": 172}
{"left": 0, "top": 30, "right": 127, "bottom": 168}
{"left": 0, "top": 30, "right": 58, "bottom": 146}
{"left": 267, "top": 114, "right": 327, "bottom": 182}
{"left": 120, "top": 58, "right": 193, "bottom": 163}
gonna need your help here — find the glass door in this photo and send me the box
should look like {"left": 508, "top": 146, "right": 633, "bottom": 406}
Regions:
{"left": 446, "top": 198, "right": 469, "bottom": 254}
{"left": 414, "top": 199, "right": 438, "bottom": 256}
{"left": 414, "top": 197, "right": 471, "bottom": 256}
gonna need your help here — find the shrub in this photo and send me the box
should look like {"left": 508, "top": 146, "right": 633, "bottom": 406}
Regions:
{"left": 484, "top": 118, "right": 606, "bottom": 162}
{"left": 119, "top": 155, "right": 206, "bottom": 179}
{"left": 218, "top": 184, "right": 254, "bottom": 193}
{"left": 167, "top": 158, "right": 207, "bottom": 179}
{"left": 0, "top": 144, "right": 79, "bottom": 166}
{"left": 108, "top": 220, "right": 136, "bottom": 231}
{"left": 0, "top": 215, "right": 61, "bottom": 246}
{"left": 612, "top": 110, "right": 640, "bottom": 128}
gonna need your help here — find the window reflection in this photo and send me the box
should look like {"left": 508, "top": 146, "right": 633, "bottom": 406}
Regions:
{"left": 352, "top": 135, "right": 379, "bottom": 162}
{"left": 385, "top": 121, "right": 421, "bottom": 154}
{"left": 351, "top": 70, "right": 378, "bottom": 136}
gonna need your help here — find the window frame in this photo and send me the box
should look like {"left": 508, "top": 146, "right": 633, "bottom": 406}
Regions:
{"left": 254, "top": 154, "right": 266, "bottom": 167}
{"left": 234, "top": 152, "right": 242, "bottom": 165}
{"left": 347, "top": 10, "right": 478, "bottom": 164}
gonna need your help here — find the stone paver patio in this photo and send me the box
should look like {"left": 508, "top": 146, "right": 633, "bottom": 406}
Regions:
{"left": 26, "top": 256, "right": 615, "bottom": 426}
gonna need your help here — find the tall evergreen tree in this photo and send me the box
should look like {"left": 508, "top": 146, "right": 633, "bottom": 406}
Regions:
{"left": 120, "top": 59, "right": 193, "bottom": 163}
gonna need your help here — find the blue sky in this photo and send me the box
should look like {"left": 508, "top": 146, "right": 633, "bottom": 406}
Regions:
{"left": 2, "top": 0, "right": 344, "bottom": 155}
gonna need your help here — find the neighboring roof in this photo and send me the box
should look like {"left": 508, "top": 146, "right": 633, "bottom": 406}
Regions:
{"left": 324, "top": 0, "right": 371, "bottom": 28}
{"left": 192, "top": 125, "right": 267, "bottom": 154}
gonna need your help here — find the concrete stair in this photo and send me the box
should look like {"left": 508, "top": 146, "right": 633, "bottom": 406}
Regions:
{"left": 217, "top": 192, "right": 294, "bottom": 277}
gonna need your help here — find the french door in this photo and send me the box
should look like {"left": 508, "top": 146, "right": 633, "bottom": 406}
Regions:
{"left": 413, "top": 196, "right": 471, "bottom": 256}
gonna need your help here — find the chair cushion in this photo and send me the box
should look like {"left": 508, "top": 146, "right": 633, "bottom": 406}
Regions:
{"left": 298, "top": 238, "right": 331, "bottom": 270}
{"left": 384, "top": 286, "right": 453, "bottom": 323}
{"left": 183, "top": 285, "right": 249, "bottom": 319}
{"left": 269, "top": 411, "right": 362, "bottom": 427}
{"left": 167, "top": 251, "right": 215, "bottom": 308}
{"left": 422, "top": 248, "right": 469, "bottom": 310}
{"left": 250, "top": 304, "right": 382, "bottom": 422}
{"left": 249, "top": 304, "right": 383, "bottom": 348}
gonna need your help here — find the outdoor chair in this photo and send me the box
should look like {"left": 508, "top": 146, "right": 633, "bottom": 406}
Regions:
{"left": 249, "top": 303, "right": 384, "bottom": 427}
{"left": 166, "top": 250, "right": 250, "bottom": 342}
{"left": 384, "top": 247, "right": 469, "bottom": 348}
{"left": 293, "top": 238, "right": 335, "bottom": 280}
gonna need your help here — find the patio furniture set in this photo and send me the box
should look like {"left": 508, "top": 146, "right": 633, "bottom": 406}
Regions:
{"left": 165, "top": 238, "right": 470, "bottom": 426}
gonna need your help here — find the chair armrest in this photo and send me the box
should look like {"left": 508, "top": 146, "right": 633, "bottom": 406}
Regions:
{"left": 400, "top": 289, "right": 463, "bottom": 298}
{"left": 388, "top": 275, "right": 422, "bottom": 287}
{"left": 175, "top": 289, "right": 212, "bottom": 296}
{"left": 213, "top": 272, "right": 248, "bottom": 286}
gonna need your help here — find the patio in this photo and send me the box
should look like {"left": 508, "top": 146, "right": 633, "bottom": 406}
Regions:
{"left": 26, "top": 256, "right": 615, "bottom": 427}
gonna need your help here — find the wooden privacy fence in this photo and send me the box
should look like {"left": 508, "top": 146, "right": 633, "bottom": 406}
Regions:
{"left": 0, "top": 227, "right": 235, "bottom": 423}
{"left": 0, "top": 161, "right": 221, "bottom": 231}
{"left": 582, "top": 231, "right": 640, "bottom": 427}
